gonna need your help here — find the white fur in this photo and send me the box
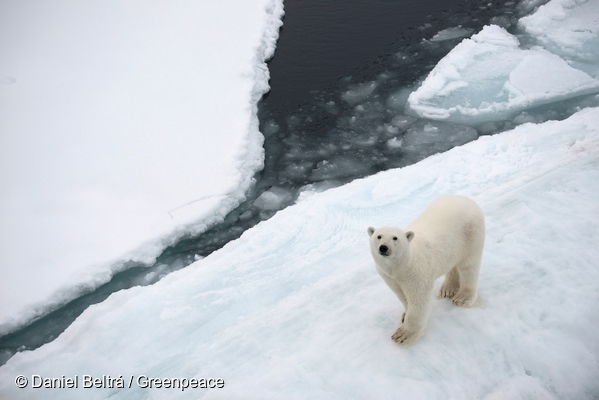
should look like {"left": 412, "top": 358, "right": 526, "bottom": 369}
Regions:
{"left": 367, "top": 195, "right": 485, "bottom": 345}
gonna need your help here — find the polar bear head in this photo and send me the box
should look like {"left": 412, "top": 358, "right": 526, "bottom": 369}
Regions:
{"left": 367, "top": 226, "right": 414, "bottom": 263}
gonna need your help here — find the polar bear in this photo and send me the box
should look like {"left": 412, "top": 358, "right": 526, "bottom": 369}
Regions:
{"left": 367, "top": 195, "right": 485, "bottom": 345}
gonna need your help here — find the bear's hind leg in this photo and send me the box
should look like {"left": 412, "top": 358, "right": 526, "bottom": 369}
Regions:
{"left": 438, "top": 266, "right": 460, "bottom": 299}
{"left": 452, "top": 257, "right": 481, "bottom": 307}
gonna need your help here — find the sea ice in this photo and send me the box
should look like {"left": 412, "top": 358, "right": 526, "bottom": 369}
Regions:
{"left": 252, "top": 186, "right": 294, "bottom": 211}
{"left": 386, "top": 88, "right": 414, "bottom": 111}
{"left": 296, "top": 180, "right": 343, "bottom": 202}
{"left": 310, "top": 156, "right": 374, "bottom": 181}
{"left": 0, "top": 0, "right": 284, "bottom": 335}
{"left": 407, "top": 2, "right": 599, "bottom": 124}
{"left": 341, "top": 81, "right": 378, "bottom": 105}
{"left": 1, "top": 107, "right": 597, "bottom": 399}
{"left": 519, "top": 0, "right": 599, "bottom": 70}
{"left": 401, "top": 121, "right": 478, "bottom": 156}
{"left": 4, "top": 1, "right": 599, "bottom": 396}
{"left": 429, "top": 26, "right": 473, "bottom": 42}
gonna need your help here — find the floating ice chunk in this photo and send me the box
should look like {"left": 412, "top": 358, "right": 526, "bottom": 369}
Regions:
{"left": 281, "top": 161, "right": 314, "bottom": 179}
{"left": 516, "top": 0, "right": 551, "bottom": 15}
{"left": 387, "top": 88, "right": 413, "bottom": 110}
{"left": 419, "top": 22, "right": 433, "bottom": 31}
{"left": 519, "top": 0, "right": 599, "bottom": 67}
{"left": 341, "top": 81, "right": 378, "bottom": 105}
{"left": 262, "top": 120, "right": 280, "bottom": 137}
{"left": 310, "top": 157, "right": 372, "bottom": 181}
{"left": 512, "top": 111, "right": 537, "bottom": 125}
{"left": 401, "top": 121, "right": 478, "bottom": 155}
{"left": 489, "top": 15, "right": 513, "bottom": 29}
{"left": 390, "top": 115, "right": 417, "bottom": 129}
{"left": 238, "top": 210, "right": 253, "bottom": 221}
{"left": 477, "top": 121, "right": 501, "bottom": 135}
{"left": 323, "top": 100, "right": 340, "bottom": 115}
{"left": 386, "top": 137, "right": 403, "bottom": 149}
{"left": 287, "top": 115, "right": 302, "bottom": 130}
{"left": 430, "top": 26, "right": 473, "bottom": 42}
{"left": 394, "top": 51, "right": 413, "bottom": 64}
{"left": 252, "top": 187, "right": 294, "bottom": 211}
{"left": 407, "top": 24, "right": 599, "bottom": 124}
{"left": 296, "top": 180, "right": 342, "bottom": 202}
{"left": 285, "top": 147, "right": 328, "bottom": 161}
{"left": 349, "top": 132, "right": 378, "bottom": 147}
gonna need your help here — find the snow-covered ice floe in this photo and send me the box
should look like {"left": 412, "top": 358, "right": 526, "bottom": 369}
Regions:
{"left": 519, "top": 0, "right": 599, "bottom": 70}
{"left": 0, "top": 0, "right": 284, "bottom": 335}
{"left": 407, "top": 0, "right": 599, "bottom": 124}
{"left": 2, "top": 106, "right": 598, "bottom": 399}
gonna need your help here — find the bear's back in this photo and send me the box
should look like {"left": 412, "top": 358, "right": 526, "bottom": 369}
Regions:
{"left": 408, "top": 196, "right": 483, "bottom": 231}
{"left": 406, "top": 195, "right": 485, "bottom": 277}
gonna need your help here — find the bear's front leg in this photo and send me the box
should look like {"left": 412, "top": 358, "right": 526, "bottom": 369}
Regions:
{"left": 391, "top": 298, "right": 431, "bottom": 346}
{"left": 391, "top": 322, "right": 424, "bottom": 346}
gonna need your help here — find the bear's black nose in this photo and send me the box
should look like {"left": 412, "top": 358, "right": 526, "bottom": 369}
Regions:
{"left": 379, "top": 245, "right": 388, "bottom": 255}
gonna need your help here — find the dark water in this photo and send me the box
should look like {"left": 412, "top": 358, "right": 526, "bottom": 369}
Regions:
{"left": 1, "top": 0, "right": 571, "bottom": 366}
{"left": 263, "top": 0, "right": 467, "bottom": 109}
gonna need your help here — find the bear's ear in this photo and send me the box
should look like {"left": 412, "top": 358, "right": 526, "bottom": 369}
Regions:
{"left": 406, "top": 231, "right": 415, "bottom": 242}
{"left": 367, "top": 227, "right": 375, "bottom": 237}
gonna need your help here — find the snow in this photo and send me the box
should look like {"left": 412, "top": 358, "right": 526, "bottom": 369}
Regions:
{"left": 407, "top": 2, "right": 599, "bottom": 124}
{"left": 0, "top": 0, "right": 284, "bottom": 334}
{"left": 1, "top": 106, "right": 598, "bottom": 399}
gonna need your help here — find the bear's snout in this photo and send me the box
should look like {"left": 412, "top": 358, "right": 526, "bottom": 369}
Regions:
{"left": 379, "top": 245, "right": 389, "bottom": 256}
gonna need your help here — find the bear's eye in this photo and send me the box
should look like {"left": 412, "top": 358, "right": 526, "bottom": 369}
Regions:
{"left": 393, "top": 236, "right": 398, "bottom": 240}
{"left": 377, "top": 235, "right": 381, "bottom": 239}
